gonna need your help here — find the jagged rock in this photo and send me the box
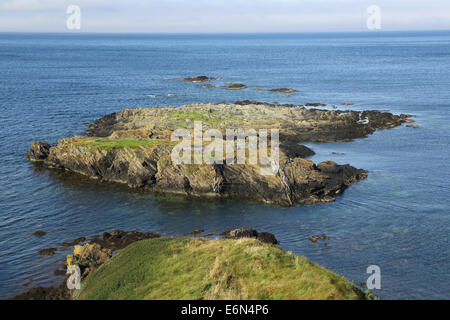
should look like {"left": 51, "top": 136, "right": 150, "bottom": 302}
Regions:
{"left": 26, "top": 142, "right": 51, "bottom": 161}
{"left": 14, "top": 229, "right": 161, "bottom": 300}
{"left": 66, "top": 244, "right": 112, "bottom": 278}
{"left": 8, "top": 283, "right": 71, "bottom": 300}
{"left": 27, "top": 102, "right": 411, "bottom": 206}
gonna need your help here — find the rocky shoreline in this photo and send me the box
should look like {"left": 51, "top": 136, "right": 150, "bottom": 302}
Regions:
{"left": 26, "top": 101, "right": 412, "bottom": 206}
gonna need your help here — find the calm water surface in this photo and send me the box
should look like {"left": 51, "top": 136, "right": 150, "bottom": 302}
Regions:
{"left": 0, "top": 32, "right": 449, "bottom": 299}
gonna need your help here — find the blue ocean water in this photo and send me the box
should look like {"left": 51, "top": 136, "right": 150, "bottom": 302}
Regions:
{"left": 0, "top": 31, "right": 449, "bottom": 299}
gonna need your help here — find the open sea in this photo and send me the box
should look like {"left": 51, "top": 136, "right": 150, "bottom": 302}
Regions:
{"left": 0, "top": 31, "right": 449, "bottom": 299}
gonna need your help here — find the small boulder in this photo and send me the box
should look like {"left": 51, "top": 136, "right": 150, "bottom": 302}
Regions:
{"left": 26, "top": 142, "right": 51, "bottom": 161}
{"left": 61, "top": 237, "right": 86, "bottom": 247}
{"left": 38, "top": 248, "right": 57, "bottom": 256}
{"left": 267, "top": 88, "right": 298, "bottom": 93}
{"left": 226, "top": 83, "right": 247, "bottom": 90}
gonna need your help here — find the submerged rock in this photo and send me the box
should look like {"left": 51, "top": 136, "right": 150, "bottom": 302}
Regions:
{"left": 267, "top": 88, "right": 298, "bottom": 93}
{"left": 90, "top": 230, "right": 161, "bottom": 251}
{"left": 305, "top": 103, "right": 327, "bottom": 107}
{"left": 226, "top": 83, "right": 247, "bottom": 90}
{"left": 181, "top": 76, "right": 221, "bottom": 83}
{"left": 61, "top": 237, "right": 86, "bottom": 247}
{"left": 38, "top": 248, "right": 57, "bottom": 256}
{"left": 33, "top": 231, "right": 47, "bottom": 237}
{"left": 190, "top": 229, "right": 206, "bottom": 236}
{"left": 309, "top": 234, "right": 331, "bottom": 243}
{"left": 26, "top": 102, "right": 412, "bottom": 206}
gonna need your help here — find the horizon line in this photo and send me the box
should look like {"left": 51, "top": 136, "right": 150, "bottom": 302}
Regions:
{"left": 1, "top": 29, "right": 450, "bottom": 36}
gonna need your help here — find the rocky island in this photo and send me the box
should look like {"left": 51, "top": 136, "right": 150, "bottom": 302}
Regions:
{"left": 27, "top": 101, "right": 412, "bottom": 206}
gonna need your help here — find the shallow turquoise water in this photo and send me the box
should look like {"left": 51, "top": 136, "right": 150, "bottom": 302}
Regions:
{"left": 0, "top": 31, "right": 449, "bottom": 299}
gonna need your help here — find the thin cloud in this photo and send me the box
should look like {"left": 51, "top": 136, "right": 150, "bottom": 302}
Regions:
{"left": 0, "top": 0, "right": 449, "bottom": 32}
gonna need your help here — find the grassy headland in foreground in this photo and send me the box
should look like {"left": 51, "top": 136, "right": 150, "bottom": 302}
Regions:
{"left": 75, "top": 237, "right": 370, "bottom": 300}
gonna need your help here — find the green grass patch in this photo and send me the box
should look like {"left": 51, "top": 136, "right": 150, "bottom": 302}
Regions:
{"left": 75, "top": 238, "right": 371, "bottom": 300}
{"left": 168, "top": 109, "right": 243, "bottom": 127}
{"left": 71, "top": 137, "right": 176, "bottom": 150}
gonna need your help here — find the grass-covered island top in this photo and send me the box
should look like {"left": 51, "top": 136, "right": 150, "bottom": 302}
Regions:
{"left": 75, "top": 237, "right": 371, "bottom": 300}
{"left": 27, "top": 101, "right": 412, "bottom": 206}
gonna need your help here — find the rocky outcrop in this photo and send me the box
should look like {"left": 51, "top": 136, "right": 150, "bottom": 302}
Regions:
{"left": 66, "top": 244, "right": 112, "bottom": 279}
{"left": 26, "top": 102, "right": 412, "bottom": 206}
{"left": 221, "top": 228, "right": 279, "bottom": 245}
{"left": 181, "top": 76, "right": 221, "bottom": 83}
{"left": 26, "top": 142, "right": 51, "bottom": 161}
{"left": 89, "top": 230, "right": 161, "bottom": 251}
{"left": 227, "top": 83, "right": 247, "bottom": 90}
{"left": 267, "top": 88, "right": 298, "bottom": 93}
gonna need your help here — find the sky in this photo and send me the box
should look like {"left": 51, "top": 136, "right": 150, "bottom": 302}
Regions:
{"left": 0, "top": 0, "right": 450, "bottom": 33}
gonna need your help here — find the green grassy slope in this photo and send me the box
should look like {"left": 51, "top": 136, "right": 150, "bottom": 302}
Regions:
{"left": 76, "top": 237, "right": 370, "bottom": 300}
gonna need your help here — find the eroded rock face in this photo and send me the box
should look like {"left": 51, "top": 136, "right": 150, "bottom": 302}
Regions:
{"left": 26, "top": 142, "right": 51, "bottom": 161}
{"left": 26, "top": 102, "right": 411, "bottom": 206}
{"left": 67, "top": 244, "right": 112, "bottom": 278}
